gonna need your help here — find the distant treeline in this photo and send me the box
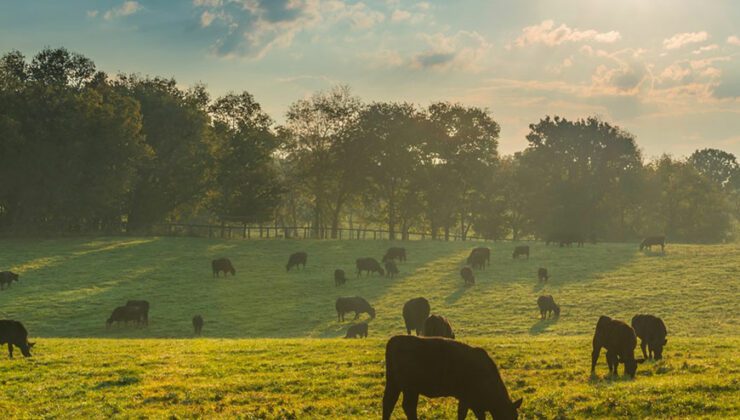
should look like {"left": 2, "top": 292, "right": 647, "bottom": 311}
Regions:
{"left": 1, "top": 48, "right": 738, "bottom": 242}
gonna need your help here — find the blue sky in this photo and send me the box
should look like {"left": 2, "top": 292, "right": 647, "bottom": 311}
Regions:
{"left": 1, "top": 0, "right": 739, "bottom": 157}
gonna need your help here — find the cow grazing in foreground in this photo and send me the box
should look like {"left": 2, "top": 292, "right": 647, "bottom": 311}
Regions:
{"left": 286, "top": 252, "right": 308, "bottom": 271}
{"left": 385, "top": 261, "right": 399, "bottom": 278}
{"left": 512, "top": 246, "right": 529, "bottom": 259}
{"left": 467, "top": 252, "right": 487, "bottom": 270}
{"left": 356, "top": 258, "right": 385, "bottom": 277}
{"left": 640, "top": 236, "right": 665, "bottom": 252}
{"left": 106, "top": 306, "right": 141, "bottom": 328}
{"left": 631, "top": 314, "right": 668, "bottom": 360}
{"left": 536, "top": 295, "right": 560, "bottom": 319}
{"left": 212, "top": 258, "right": 236, "bottom": 277}
{"left": 383, "top": 335, "right": 523, "bottom": 420}
{"left": 402, "top": 297, "right": 430, "bottom": 336}
{"left": 336, "top": 297, "right": 376, "bottom": 321}
{"left": 192, "top": 315, "right": 204, "bottom": 335}
{"left": 0, "top": 320, "right": 34, "bottom": 358}
{"left": 334, "top": 269, "right": 347, "bottom": 287}
{"left": 460, "top": 267, "right": 475, "bottom": 286}
{"left": 126, "top": 300, "right": 150, "bottom": 326}
{"left": 591, "top": 316, "right": 644, "bottom": 378}
{"left": 423, "top": 315, "right": 455, "bottom": 339}
{"left": 0, "top": 271, "right": 19, "bottom": 290}
{"left": 383, "top": 247, "right": 407, "bottom": 263}
{"left": 468, "top": 247, "right": 490, "bottom": 267}
{"left": 537, "top": 268, "right": 549, "bottom": 283}
{"left": 345, "top": 322, "right": 369, "bottom": 338}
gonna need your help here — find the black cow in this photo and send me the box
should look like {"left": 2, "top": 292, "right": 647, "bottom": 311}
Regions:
{"left": 467, "top": 252, "right": 487, "bottom": 270}
{"left": 286, "top": 252, "right": 308, "bottom": 271}
{"left": 334, "top": 269, "right": 347, "bottom": 287}
{"left": 126, "top": 300, "right": 150, "bottom": 326}
{"left": 356, "top": 258, "right": 385, "bottom": 277}
{"left": 512, "top": 246, "right": 529, "bottom": 259}
{"left": 383, "top": 335, "right": 523, "bottom": 420}
{"left": 192, "top": 315, "right": 204, "bottom": 335}
{"left": 212, "top": 258, "right": 236, "bottom": 277}
{"left": 345, "top": 322, "right": 369, "bottom": 338}
{"left": 468, "top": 247, "right": 490, "bottom": 267}
{"left": 336, "top": 297, "right": 376, "bottom": 321}
{"left": 591, "top": 316, "right": 645, "bottom": 377}
{"left": 385, "top": 261, "right": 400, "bottom": 278}
{"left": 0, "top": 271, "right": 19, "bottom": 290}
{"left": 0, "top": 320, "right": 34, "bottom": 358}
{"left": 536, "top": 295, "right": 560, "bottom": 319}
{"left": 460, "top": 267, "right": 475, "bottom": 286}
{"left": 423, "top": 315, "right": 455, "bottom": 339}
{"left": 537, "top": 268, "right": 549, "bottom": 283}
{"left": 383, "top": 247, "right": 407, "bottom": 263}
{"left": 402, "top": 297, "right": 430, "bottom": 336}
{"left": 631, "top": 314, "right": 668, "bottom": 360}
{"left": 106, "top": 306, "right": 141, "bottom": 328}
{"left": 640, "top": 236, "right": 665, "bottom": 252}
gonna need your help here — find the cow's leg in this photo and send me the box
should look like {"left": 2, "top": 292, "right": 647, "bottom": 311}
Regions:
{"left": 591, "top": 346, "right": 601, "bottom": 373}
{"left": 382, "top": 385, "right": 400, "bottom": 420}
{"left": 606, "top": 351, "right": 618, "bottom": 375}
{"left": 354, "top": 312, "right": 359, "bottom": 320}
{"left": 640, "top": 340, "right": 648, "bottom": 359}
{"left": 456, "top": 401, "right": 469, "bottom": 420}
{"left": 8, "top": 343, "right": 13, "bottom": 358}
{"left": 401, "top": 392, "right": 419, "bottom": 420}
{"left": 472, "top": 407, "right": 486, "bottom": 420}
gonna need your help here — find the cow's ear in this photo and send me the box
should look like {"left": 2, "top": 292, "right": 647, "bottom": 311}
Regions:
{"left": 664, "top": 339, "right": 668, "bottom": 345}
{"left": 636, "top": 358, "right": 645, "bottom": 364}
{"left": 28, "top": 342, "right": 35, "bottom": 348}
{"left": 513, "top": 398, "right": 523, "bottom": 409}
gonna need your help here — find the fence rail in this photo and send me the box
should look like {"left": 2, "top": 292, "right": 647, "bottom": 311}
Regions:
{"left": 152, "top": 223, "right": 513, "bottom": 242}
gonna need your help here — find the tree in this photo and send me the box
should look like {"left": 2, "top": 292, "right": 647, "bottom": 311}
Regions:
{"left": 207, "top": 92, "right": 284, "bottom": 226}
{"left": 688, "top": 148, "right": 739, "bottom": 190}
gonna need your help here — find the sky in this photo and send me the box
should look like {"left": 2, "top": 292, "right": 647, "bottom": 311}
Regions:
{"left": 1, "top": 0, "right": 739, "bottom": 158}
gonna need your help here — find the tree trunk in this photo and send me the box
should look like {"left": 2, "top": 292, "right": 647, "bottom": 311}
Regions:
{"left": 388, "top": 184, "right": 396, "bottom": 241}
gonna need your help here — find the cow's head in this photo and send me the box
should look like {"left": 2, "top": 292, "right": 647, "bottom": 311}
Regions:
{"left": 652, "top": 339, "right": 666, "bottom": 360}
{"left": 489, "top": 395, "right": 523, "bottom": 419}
{"left": 553, "top": 305, "right": 561, "bottom": 317}
{"left": 378, "top": 268, "right": 385, "bottom": 277}
{"left": 285, "top": 263, "right": 290, "bottom": 272}
{"left": 623, "top": 358, "right": 645, "bottom": 378}
{"left": 20, "top": 341, "right": 33, "bottom": 357}
{"left": 9, "top": 272, "right": 19, "bottom": 282}
{"left": 368, "top": 307, "right": 376, "bottom": 319}
{"left": 230, "top": 267, "right": 236, "bottom": 275}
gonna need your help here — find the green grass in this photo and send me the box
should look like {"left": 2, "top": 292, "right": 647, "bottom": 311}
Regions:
{"left": 0, "top": 237, "right": 738, "bottom": 418}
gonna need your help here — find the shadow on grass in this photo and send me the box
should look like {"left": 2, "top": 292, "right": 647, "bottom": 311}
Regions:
{"left": 529, "top": 317, "right": 558, "bottom": 335}
{"left": 444, "top": 284, "right": 474, "bottom": 304}
{"left": 94, "top": 375, "right": 140, "bottom": 389}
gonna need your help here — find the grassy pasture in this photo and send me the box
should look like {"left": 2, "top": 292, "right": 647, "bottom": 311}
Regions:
{"left": 0, "top": 237, "right": 738, "bottom": 418}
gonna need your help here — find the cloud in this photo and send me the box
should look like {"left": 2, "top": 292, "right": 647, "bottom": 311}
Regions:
{"left": 411, "top": 31, "right": 491, "bottom": 71}
{"left": 86, "top": 10, "right": 98, "bottom": 18}
{"left": 200, "top": 11, "right": 216, "bottom": 27}
{"left": 662, "top": 31, "right": 708, "bottom": 50}
{"left": 103, "top": 1, "right": 141, "bottom": 20}
{"left": 692, "top": 44, "right": 718, "bottom": 54}
{"left": 391, "top": 9, "right": 411, "bottom": 22}
{"left": 728, "top": 35, "right": 740, "bottom": 46}
{"left": 511, "top": 20, "right": 621, "bottom": 48}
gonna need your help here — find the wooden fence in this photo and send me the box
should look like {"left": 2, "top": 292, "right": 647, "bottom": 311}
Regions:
{"left": 152, "top": 223, "right": 505, "bottom": 242}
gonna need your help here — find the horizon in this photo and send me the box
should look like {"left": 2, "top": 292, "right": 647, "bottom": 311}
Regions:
{"left": 1, "top": 0, "right": 739, "bottom": 158}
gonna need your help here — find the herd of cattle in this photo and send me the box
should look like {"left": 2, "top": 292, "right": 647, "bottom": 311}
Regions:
{"left": 0, "top": 235, "right": 670, "bottom": 419}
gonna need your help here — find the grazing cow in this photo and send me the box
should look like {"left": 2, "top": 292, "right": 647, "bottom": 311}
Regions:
{"left": 192, "top": 315, "right": 204, "bottom": 335}
{"left": 345, "top": 322, "right": 369, "bottom": 338}
{"left": 212, "top": 258, "right": 236, "bottom": 277}
{"left": 336, "top": 297, "right": 376, "bottom": 321}
{"left": 640, "top": 236, "right": 665, "bottom": 252}
{"left": 356, "top": 258, "right": 385, "bottom": 277}
{"left": 385, "top": 261, "right": 400, "bottom": 279}
{"left": 537, "top": 268, "right": 549, "bottom": 283}
{"left": 402, "top": 297, "right": 430, "bottom": 336}
{"left": 126, "top": 300, "right": 150, "bottom": 326}
{"left": 334, "top": 269, "right": 348, "bottom": 287}
{"left": 106, "top": 306, "right": 141, "bottom": 328}
{"left": 631, "top": 314, "right": 668, "bottom": 360}
{"left": 468, "top": 247, "right": 490, "bottom": 267}
{"left": 546, "top": 232, "right": 584, "bottom": 247}
{"left": 423, "top": 315, "right": 455, "bottom": 339}
{"left": 512, "top": 245, "right": 529, "bottom": 259}
{"left": 383, "top": 247, "right": 407, "bottom": 263}
{"left": 466, "top": 252, "right": 487, "bottom": 270}
{"left": 536, "top": 295, "right": 560, "bottom": 319}
{"left": 0, "top": 320, "right": 34, "bottom": 358}
{"left": 460, "top": 267, "right": 475, "bottom": 286}
{"left": 591, "top": 316, "right": 644, "bottom": 378}
{"left": 0, "top": 271, "right": 19, "bottom": 290}
{"left": 286, "top": 252, "right": 308, "bottom": 271}
{"left": 383, "top": 335, "right": 523, "bottom": 420}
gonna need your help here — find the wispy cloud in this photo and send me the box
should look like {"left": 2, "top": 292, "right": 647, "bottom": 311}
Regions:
{"left": 511, "top": 20, "right": 620, "bottom": 48}
{"left": 663, "top": 31, "right": 708, "bottom": 50}
{"left": 103, "top": 1, "right": 141, "bottom": 20}
{"left": 692, "top": 44, "right": 718, "bottom": 54}
{"left": 728, "top": 35, "right": 740, "bottom": 46}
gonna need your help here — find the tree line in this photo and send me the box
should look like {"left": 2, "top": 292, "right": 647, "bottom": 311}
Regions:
{"left": 1, "top": 48, "right": 738, "bottom": 243}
